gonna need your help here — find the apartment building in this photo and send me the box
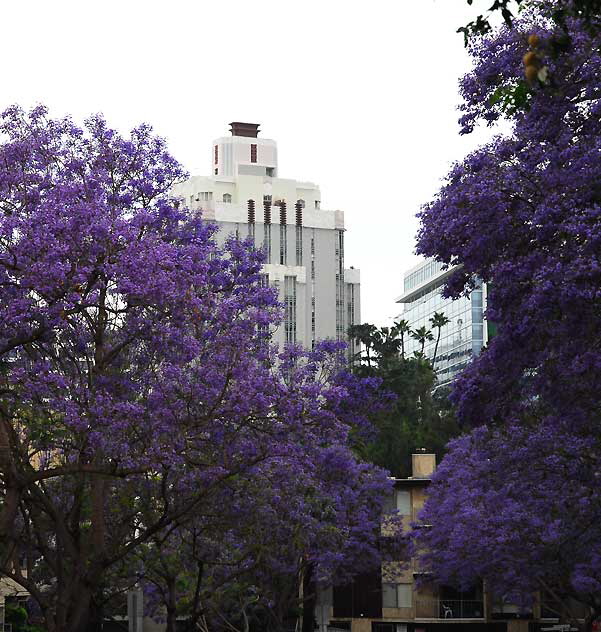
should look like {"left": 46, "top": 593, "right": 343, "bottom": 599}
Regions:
{"left": 172, "top": 123, "right": 360, "bottom": 356}
{"left": 318, "top": 453, "right": 573, "bottom": 632}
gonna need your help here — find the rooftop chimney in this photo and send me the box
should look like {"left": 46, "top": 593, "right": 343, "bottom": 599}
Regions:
{"left": 229, "top": 122, "right": 260, "bottom": 138}
{"left": 411, "top": 451, "right": 436, "bottom": 479}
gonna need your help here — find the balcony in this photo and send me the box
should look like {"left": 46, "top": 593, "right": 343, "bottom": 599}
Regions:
{"left": 415, "top": 598, "right": 485, "bottom": 619}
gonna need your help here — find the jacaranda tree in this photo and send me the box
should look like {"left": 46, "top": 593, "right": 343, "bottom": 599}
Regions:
{"left": 136, "top": 343, "right": 393, "bottom": 632}
{"left": 412, "top": 2, "right": 601, "bottom": 630}
{"left": 0, "top": 106, "right": 392, "bottom": 632}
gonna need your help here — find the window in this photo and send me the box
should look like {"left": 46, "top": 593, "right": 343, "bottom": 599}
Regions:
{"left": 284, "top": 276, "right": 297, "bottom": 344}
{"left": 347, "top": 284, "right": 356, "bottom": 361}
{"left": 396, "top": 491, "right": 411, "bottom": 515}
{"left": 250, "top": 143, "right": 257, "bottom": 163}
{"left": 382, "top": 584, "right": 397, "bottom": 608}
{"left": 258, "top": 275, "right": 270, "bottom": 345}
{"left": 296, "top": 226, "right": 303, "bottom": 266}
{"left": 263, "top": 224, "right": 272, "bottom": 264}
{"left": 214, "top": 168, "right": 218, "bottom": 175}
{"left": 214, "top": 145, "right": 218, "bottom": 164}
{"left": 382, "top": 584, "right": 412, "bottom": 609}
{"left": 197, "top": 192, "right": 213, "bottom": 202}
{"left": 297, "top": 199, "right": 305, "bottom": 208}
{"left": 223, "top": 193, "right": 232, "bottom": 203}
{"left": 398, "top": 585, "right": 412, "bottom": 608}
{"left": 280, "top": 225, "right": 287, "bottom": 265}
{"left": 315, "top": 200, "right": 320, "bottom": 209}
{"left": 266, "top": 167, "right": 274, "bottom": 177}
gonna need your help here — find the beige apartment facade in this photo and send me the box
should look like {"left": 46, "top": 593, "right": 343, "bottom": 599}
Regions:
{"left": 319, "top": 454, "right": 572, "bottom": 632}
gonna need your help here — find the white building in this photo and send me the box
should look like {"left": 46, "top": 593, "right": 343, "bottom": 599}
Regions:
{"left": 396, "top": 260, "right": 487, "bottom": 385}
{"left": 172, "top": 123, "right": 360, "bottom": 356}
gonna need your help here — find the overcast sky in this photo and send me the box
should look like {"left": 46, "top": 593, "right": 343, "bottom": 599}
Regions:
{"left": 2, "top": 0, "right": 500, "bottom": 326}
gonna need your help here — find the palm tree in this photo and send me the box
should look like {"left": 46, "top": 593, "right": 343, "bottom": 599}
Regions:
{"left": 392, "top": 318, "right": 411, "bottom": 360}
{"left": 429, "top": 311, "right": 450, "bottom": 366}
{"left": 348, "top": 323, "right": 378, "bottom": 367}
{"left": 410, "top": 326, "right": 434, "bottom": 356}
{"left": 372, "top": 326, "right": 402, "bottom": 370}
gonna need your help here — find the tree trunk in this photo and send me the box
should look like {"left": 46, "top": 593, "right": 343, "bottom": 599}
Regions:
{"left": 166, "top": 607, "right": 178, "bottom": 632}
{"left": 301, "top": 563, "right": 316, "bottom": 632}
{"left": 432, "top": 329, "right": 441, "bottom": 366}
{"left": 87, "top": 595, "right": 104, "bottom": 632}
{"left": 0, "top": 419, "right": 20, "bottom": 539}
{"left": 582, "top": 610, "right": 598, "bottom": 632}
{"left": 166, "top": 578, "right": 178, "bottom": 632}
{"left": 65, "top": 586, "right": 93, "bottom": 632}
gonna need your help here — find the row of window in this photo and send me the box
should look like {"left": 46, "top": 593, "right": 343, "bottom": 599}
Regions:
{"left": 404, "top": 260, "right": 446, "bottom": 292}
{"left": 347, "top": 284, "right": 356, "bottom": 361}
{"left": 284, "top": 275, "right": 297, "bottom": 345}
{"left": 335, "top": 230, "right": 345, "bottom": 341}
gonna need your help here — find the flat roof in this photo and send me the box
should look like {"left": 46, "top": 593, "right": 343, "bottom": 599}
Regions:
{"left": 395, "top": 266, "right": 455, "bottom": 303}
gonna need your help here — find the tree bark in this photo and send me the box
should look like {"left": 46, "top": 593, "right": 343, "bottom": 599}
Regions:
{"left": 432, "top": 329, "right": 441, "bottom": 365}
{"left": 65, "top": 586, "right": 93, "bottom": 632}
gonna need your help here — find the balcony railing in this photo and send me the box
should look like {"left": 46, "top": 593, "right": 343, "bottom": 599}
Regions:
{"left": 415, "top": 598, "right": 485, "bottom": 619}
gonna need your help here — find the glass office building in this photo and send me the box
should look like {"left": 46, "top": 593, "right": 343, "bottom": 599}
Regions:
{"left": 397, "top": 260, "right": 487, "bottom": 386}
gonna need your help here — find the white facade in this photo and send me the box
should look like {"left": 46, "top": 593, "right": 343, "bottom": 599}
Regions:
{"left": 396, "top": 260, "right": 487, "bottom": 385}
{"left": 172, "top": 123, "right": 360, "bottom": 355}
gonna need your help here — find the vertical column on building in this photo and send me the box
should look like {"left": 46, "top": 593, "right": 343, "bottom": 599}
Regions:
{"left": 347, "top": 283, "right": 356, "bottom": 362}
{"left": 277, "top": 201, "right": 287, "bottom": 265}
{"left": 335, "top": 229, "right": 345, "bottom": 341}
{"left": 247, "top": 199, "right": 256, "bottom": 244}
{"left": 258, "top": 273, "right": 270, "bottom": 345}
{"left": 263, "top": 196, "right": 272, "bottom": 263}
{"left": 295, "top": 201, "right": 303, "bottom": 267}
{"left": 310, "top": 229, "right": 316, "bottom": 350}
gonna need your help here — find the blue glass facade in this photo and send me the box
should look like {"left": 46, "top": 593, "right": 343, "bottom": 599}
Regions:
{"left": 398, "top": 263, "right": 486, "bottom": 385}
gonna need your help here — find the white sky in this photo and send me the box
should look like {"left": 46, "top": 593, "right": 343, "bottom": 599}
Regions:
{"left": 1, "top": 0, "right": 500, "bottom": 326}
